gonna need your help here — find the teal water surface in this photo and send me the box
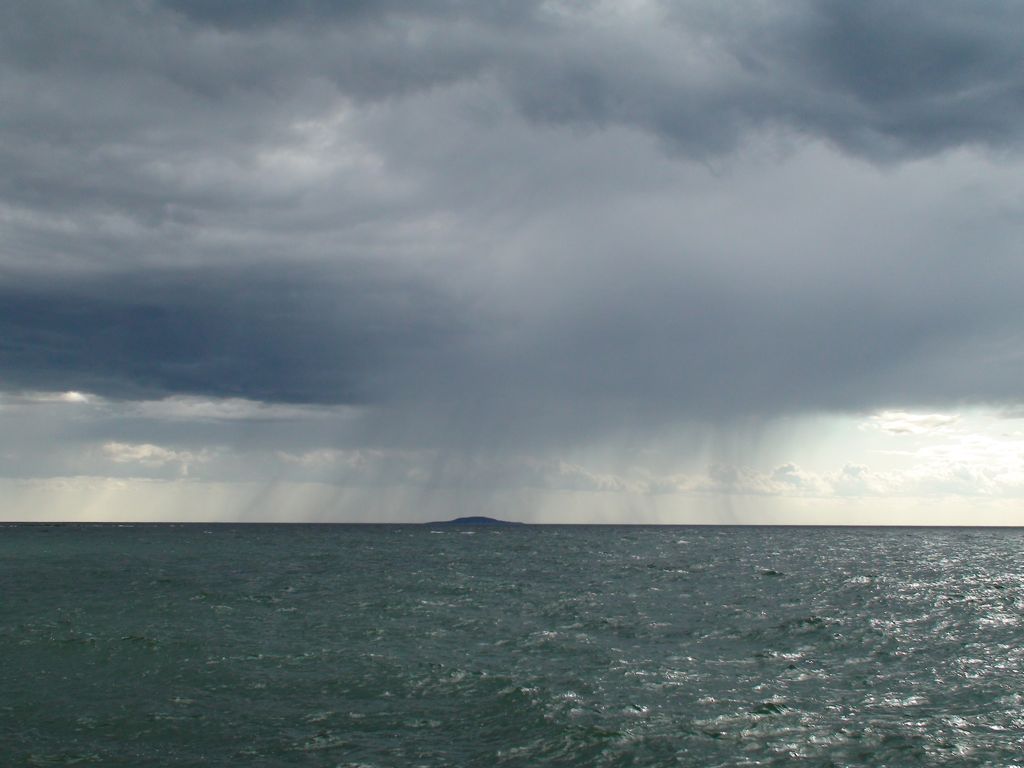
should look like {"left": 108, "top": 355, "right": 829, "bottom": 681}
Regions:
{"left": 2, "top": 524, "right": 1023, "bottom": 766}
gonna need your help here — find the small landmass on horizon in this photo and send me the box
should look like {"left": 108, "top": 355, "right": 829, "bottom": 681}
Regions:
{"left": 427, "top": 516, "right": 523, "bottom": 526}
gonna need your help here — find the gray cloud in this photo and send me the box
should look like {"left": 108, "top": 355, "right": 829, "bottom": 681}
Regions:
{"left": 725, "top": 1, "right": 1024, "bottom": 157}
{"left": 2, "top": 0, "right": 1024, "bottom": 460}
{"left": 0, "top": 263, "right": 465, "bottom": 404}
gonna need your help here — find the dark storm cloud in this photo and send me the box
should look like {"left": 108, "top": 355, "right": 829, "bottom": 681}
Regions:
{"left": 725, "top": 1, "right": 1024, "bottom": 156}
{"left": 6, "top": 1, "right": 1022, "bottom": 162}
{"left": 496, "top": 1, "right": 1024, "bottom": 158}
{"left": 3, "top": 0, "right": 1024, "bottom": 451}
{"left": 161, "top": 0, "right": 541, "bottom": 30}
{"left": 0, "top": 265, "right": 464, "bottom": 404}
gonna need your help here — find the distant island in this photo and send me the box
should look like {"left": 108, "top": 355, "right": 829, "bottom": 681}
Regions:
{"left": 427, "top": 516, "right": 523, "bottom": 526}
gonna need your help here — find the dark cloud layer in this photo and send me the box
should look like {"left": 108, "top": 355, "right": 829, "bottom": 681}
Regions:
{"left": 3, "top": 0, "right": 1024, "bottom": 453}
{"left": 0, "top": 265, "right": 463, "bottom": 404}
{"left": 154, "top": 0, "right": 1024, "bottom": 158}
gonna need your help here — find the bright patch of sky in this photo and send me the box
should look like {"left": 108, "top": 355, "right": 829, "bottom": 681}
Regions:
{"left": 2, "top": 392, "right": 1022, "bottom": 523}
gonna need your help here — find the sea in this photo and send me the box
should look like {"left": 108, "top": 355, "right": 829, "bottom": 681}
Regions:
{"left": 2, "top": 523, "right": 1022, "bottom": 766}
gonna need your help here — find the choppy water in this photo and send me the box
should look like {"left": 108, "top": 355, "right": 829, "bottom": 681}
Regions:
{"left": 2, "top": 524, "right": 1023, "bottom": 766}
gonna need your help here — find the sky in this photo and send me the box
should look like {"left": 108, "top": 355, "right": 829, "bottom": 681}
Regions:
{"left": 3, "top": 0, "right": 1024, "bottom": 524}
